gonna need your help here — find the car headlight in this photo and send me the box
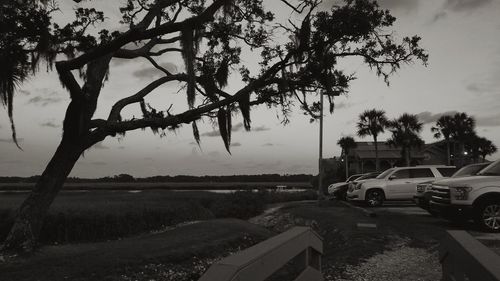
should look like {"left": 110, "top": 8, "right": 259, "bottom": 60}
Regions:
{"left": 354, "top": 183, "right": 363, "bottom": 190}
{"left": 451, "top": 186, "right": 472, "bottom": 200}
{"left": 416, "top": 183, "right": 432, "bottom": 193}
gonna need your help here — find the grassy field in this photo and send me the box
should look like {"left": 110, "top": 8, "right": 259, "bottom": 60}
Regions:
{"left": 0, "top": 181, "right": 312, "bottom": 191}
{"left": 0, "top": 189, "right": 316, "bottom": 245}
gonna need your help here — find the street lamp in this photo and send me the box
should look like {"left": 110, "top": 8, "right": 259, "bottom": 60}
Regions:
{"left": 318, "top": 91, "right": 325, "bottom": 201}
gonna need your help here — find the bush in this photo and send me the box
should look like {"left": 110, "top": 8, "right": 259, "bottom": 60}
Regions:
{"left": 210, "top": 191, "right": 266, "bottom": 220}
{"left": 0, "top": 189, "right": 317, "bottom": 245}
{"left": 263, "top": 190, "right": 317, "bottom": 204}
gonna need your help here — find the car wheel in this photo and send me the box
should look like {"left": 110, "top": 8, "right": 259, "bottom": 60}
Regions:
{"left": 427, "top": 210, "right": 439, "bottom": 217}
{"left": 341, "top": 191, "right": 347, "bottom": 201}
{"left": 365, "top": 189, "right": 384, "bottom": 207}
{"left": 475, "top": 200, "right": 500, "bottom": 232}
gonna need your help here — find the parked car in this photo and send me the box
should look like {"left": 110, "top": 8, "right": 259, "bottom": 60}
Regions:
{"left": 429, "top": 160, "right": 500, "bottom": 232}
{"left": 347, "top": 165, "right": 456, "bottom": 207}
{"left": 338, "top": 172, "right": 381, "bottom": 200}
{"left": 414, "top": 163, "right": 489, "bottom": 215}
{"left": 327, "top": 174, "right": 364, "bottom": 196}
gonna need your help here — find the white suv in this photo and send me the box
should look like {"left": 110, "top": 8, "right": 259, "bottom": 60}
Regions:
{"left": 429, "top": 160, "right": 500, "bottom": 232}
{"left": 347, "top": 165, "right": 455, "bottom": 207}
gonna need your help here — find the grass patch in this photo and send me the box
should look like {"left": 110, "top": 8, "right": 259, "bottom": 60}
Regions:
{"left": 0, "top": 189, "right": 316, "bottom": 245}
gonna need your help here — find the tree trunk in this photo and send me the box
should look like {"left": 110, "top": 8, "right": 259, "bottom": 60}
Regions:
{"left": 374, "top": 137, "right": 379, "bottom": 171}
{"left": 344, "top": 149, "right": 349, "bottom": 179}
{"left": 1, "top": 140, "right": 84, "bottom": 252}
{"left": 446, "top": 140, "right": 451, "bottom": 166}
{"left": 405, "top": 147, "right": 411, "bottom": 167}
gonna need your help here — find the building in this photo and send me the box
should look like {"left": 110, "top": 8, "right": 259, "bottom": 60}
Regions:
{"left": 334, "top": 141, "right": 468, "bottom": 174}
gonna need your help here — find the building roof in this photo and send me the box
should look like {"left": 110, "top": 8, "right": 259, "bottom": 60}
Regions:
{"left": 348, "top": 141, "right": 425, "bottom": 160}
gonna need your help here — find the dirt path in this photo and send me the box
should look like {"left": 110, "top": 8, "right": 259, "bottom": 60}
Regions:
{"left": 0, "top": 219, "right": 272, "bottom": 281}
{"left": 250, "top": 200, "right": 446, "bottom": 281}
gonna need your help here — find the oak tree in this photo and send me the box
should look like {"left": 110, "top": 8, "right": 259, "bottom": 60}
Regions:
{"left": 0, "top": 0, "right": 427, "bottom": 251}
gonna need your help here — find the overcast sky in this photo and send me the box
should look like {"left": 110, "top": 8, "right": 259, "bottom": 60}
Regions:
{"left": 1, "top": 0, "right": 500, "bottom": 177}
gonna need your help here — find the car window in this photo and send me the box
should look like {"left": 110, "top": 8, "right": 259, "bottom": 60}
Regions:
{"left": 452, "top": 164, "right": 489, "bottom": 177}
{"left": 411, "top": 168, "right": 434, "bottom": 178}
{"left": 391, "top": 169, "right": 410, "bottom": 179}
{"left": 377, "top": 169, "right": 394, "bottom": 179}
{"left": 347, "top": 175, "right": 362, "bottom": 182}
{"left": 357, "top": 173, "right": 380, "bottom": 180}
{"left": 437, "top": 168, "right": 456, "bottom": 177}
{"left": 478, "top": 161, "right": 500, "bottom": 176}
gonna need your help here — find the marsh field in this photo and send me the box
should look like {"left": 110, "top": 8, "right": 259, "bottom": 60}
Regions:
{"left": 0, "top": 183, "right": 314, "bottom": 245}
{"left": 0, "top": 181, "right": 311, "bottom": 191}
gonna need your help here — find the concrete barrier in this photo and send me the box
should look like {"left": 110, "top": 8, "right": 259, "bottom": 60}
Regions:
{"left": 199, "top": 226, "right": 323, "bottom": 281}
{"left": 440, "top": 230, "right": 500, "bottom": 281}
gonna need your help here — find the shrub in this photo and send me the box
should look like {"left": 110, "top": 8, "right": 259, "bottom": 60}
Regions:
{"left": 210, "top": 191, "right": 266, "bottom": 220}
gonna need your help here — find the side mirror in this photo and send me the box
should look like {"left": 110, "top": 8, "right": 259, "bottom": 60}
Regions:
{"left": 389, "top": 175, "right": 397, "bottom": 180}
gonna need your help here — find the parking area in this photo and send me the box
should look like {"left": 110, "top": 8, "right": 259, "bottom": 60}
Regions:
{"left": 370, "top": 201, "right": 500, "bottom": 252}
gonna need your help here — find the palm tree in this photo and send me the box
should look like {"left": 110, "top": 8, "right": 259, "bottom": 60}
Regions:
{"left": 337, "top": 136, "right": 357, "bottom": 179}
{"left": 450, "top": 113, "right": 476, "bottom": 166}
{"left": 387, "top": 113, "right": 424, "bottom": 166}
{"left": 476, "top": 137, "right": 498, "bottom": 162}
{"left": 357, "top": 109, "right": 388, "bottom": 171}
{"left": 431, "top": 115, "right": 454, "bottom": 165}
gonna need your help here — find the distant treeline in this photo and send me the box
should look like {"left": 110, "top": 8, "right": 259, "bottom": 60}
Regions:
{"left": 0, "top": 174, "right": 313, "bottom": 183}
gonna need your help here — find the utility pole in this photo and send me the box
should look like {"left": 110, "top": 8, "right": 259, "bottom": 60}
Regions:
{"left": 318, "top": 91, "right": 325, "bottom": 201}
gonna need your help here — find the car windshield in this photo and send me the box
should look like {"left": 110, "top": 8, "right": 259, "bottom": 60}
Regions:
{"left": 376, "top": 169, "right": 394, "bottom": 179}
{"left": 346, "top": 175, "right": 363, "bottom": 182}
{"left": 452, "top": 163, "right": 489, "bottom": 177}
{"left": 357, "top": 173, "right": 379, "bottom": 180}
{"left": 477, "top": 162, "right": 500, "bottom": 176}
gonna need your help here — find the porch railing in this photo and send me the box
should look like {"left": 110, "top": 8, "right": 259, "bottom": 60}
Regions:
{"left": 198, "top": 226, "right": 323, "bottom": 281}
{"left": 440, "top": 230, "right": 500, "bottom": 281}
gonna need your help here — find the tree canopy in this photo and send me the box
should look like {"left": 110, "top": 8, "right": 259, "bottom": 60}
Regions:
{"left": 1, "top": 0, "right": 428, "bottom": 153}
{"left": 0, "top": 0, "right": 428, "bottom": 252}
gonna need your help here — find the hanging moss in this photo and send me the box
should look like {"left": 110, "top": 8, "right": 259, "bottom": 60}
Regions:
{"left": 192, "top": 120, "right": 201, "bottom": 147}
{"left": 217, "top": 107, "right": 231, "bottom": 154}
{"left": 239, "top": 93, "right": 251, "bottom": 131}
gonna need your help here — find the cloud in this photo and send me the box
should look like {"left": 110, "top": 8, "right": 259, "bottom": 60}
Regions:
{"left": 376, "top": 0, "right": 419, "bottom": 12}
{"left": 0, "top": 138, "right": 24, "bottom": 143}
{"left": 416, "top": 111, "right": 459, "bottom": 124}
{"left": 93, "top": 143, "right": 109, "bottom": 149}
{"left": 442, "top": 0, "right": 493, "bottom": 12}
{"left": 476, "top": 113, "right": 500, "bottom": 127}
{"left": 231, "top": 142, "right": 242, "bottom": 147}
{"left": 201, "top": 123, "right": 245, "bottom": 137}
{"left": 26, "top": 96, "right": 63, "bottom": 106}
{"left": 319, "top": 0, "right": 419, "bottom": 13}
{"left": 201, "top": 130, "right": 222, "bottom": 137}
{"left": 252, "top": 125, "right": 270, "bottom": 132}
{"left": 40, "top": 121, "right": 60, "bottom": 128}
{"left": 132, "top": 63, "right": 178, "bottom": 79}
{"left": 262, "top": 143, "right": 274, "bottom": 147}
{"left": 207, "top": 151, "right": 221, "bottom": 158}
{"left": 433, "top": 0, "right": 493, "bottom": 21}
{"left": 416, "top": 111, "right": 500, "bottom": 127}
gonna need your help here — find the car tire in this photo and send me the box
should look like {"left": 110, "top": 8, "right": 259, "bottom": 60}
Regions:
{"left": 427, "top": 210, "right": 439, "bottom": 217}
{"left": 341, "top": 191, "right": 347, "bottom": 201}
{"left": 365, "top": 189, "right": 384, "bottom": 207}
{"left": 474, "top": 200, "right": 500, "bottom": 232}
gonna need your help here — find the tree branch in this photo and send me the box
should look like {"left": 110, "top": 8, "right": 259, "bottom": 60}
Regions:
{"left": 57, "top": 0, "right": 227, "bottom": 70}
{"left": 107, "top": 74, "right": 187, "bottom": 121}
